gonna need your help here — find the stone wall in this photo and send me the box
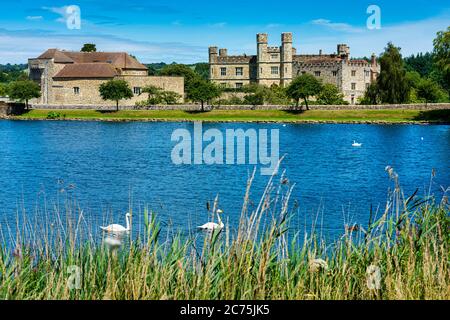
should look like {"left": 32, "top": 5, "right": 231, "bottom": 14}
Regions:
{"left": 0, "top": 102, "right": 25, "bottom": 116}
{"left": 40, "top": 76, "right": 184, "bottom": 106}
{"left": 29, "top": 103, "right": 450, "bottom": 111}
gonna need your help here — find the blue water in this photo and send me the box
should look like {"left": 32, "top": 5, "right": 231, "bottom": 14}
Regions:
{"left": 0, "top": 120, "right": 449, "bottom": 242}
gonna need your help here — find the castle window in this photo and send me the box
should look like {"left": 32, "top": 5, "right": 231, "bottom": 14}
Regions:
{"left": 351, "top": 83, "right": 356, "bottom": 90}
{"left": 271, "top": 66, "right": 279, "bottom": 75}
{"left": 365, "top": 70, "right": 370, "bottom": 77}
{"left": 271, "top": 54, "right": 278, "bottom": 59}
{"left": 332, "top": 71, "right": 338, "bottom": 77}
{"left": 133, "top": 87, "right": 141, "bottom": 95}
{"left": 235, "top": 83, "right": 243, "bottom": 89}
{"left": 235, "top": 67, "right": 243, "bottom": 76}
{"left": 73, "top": 87, "right": 80, "bottom": 95}
{"left": 351, "top": 70, "right": 356, "bottom": 76}
{"left": 314, "top": 71, "right": 321, "bottom": 77}
{"left": 220, "top": 67, "right": 227, "bottom": 76}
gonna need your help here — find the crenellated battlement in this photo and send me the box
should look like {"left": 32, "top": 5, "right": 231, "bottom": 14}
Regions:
{"left": 208, "top": 32, "right": 380, "bottom": 104}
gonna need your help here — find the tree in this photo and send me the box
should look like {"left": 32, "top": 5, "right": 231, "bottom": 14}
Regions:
{"left": 433, "top": 27, "right": 450, "bottom": 98}
{"left": 159, "top": 64, "right": 201, "bottom": 93}
{"left": 377, "top": 42, "right": 410, "bottom": 104}
{"left": 416, "top": 78, "right": 443, "bottom": 104}
{"left": 159, "top": 91, "right": 181, "bottom": 105}
{"left": 359, "top": 83, "right": 380, "bottom": 105}
{"left": 8, "top": 80, "right": 41, "bottom": 109}
{"left": 404, "top": 52, "right": 434, "bottom": 77}
{"left": 0, "top": 83, "right": 8, "bottom": 97}
{"left": 194, "top": 63, "right": 210, "bottom": 80}
{"left": 141, "top": 85, "right": 163, "bottom": 104}
{"left": 285, "top": 74, "right": 322, "bottom": 109}
{"left": 81, "top": 44, "right": 97, "bottom": 52}
{"left": 317, "top": 83, "right": 347, "bottom": 105}
{"left": 99, "top": 79, "right": 133, "bottom": 111}
{"left": 187, "top": 79, "right": 221, "bottom": 111}
{"left": 244, "top": 92, "right": 264, "bottom": 106}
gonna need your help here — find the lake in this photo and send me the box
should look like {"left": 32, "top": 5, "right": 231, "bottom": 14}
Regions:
{"left": 0, "top": 120, "right": 449, "bottom": 242}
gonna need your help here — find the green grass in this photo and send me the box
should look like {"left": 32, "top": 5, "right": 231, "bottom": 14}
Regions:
{"left": 0, "top": 167, "right": 449, "bottom": 300}
{"left": 10, "top": 108, "right": 450, "bottom": 123}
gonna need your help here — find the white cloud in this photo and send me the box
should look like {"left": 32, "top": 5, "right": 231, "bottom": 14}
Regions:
{"left": 311, "top": 19, "right": 364, "bottom": 33}
{"left": 0, "top": 28, "right": 205, "bottom": 64}
{"left": 265, "top": 23, "right": 282, "bottom": 29}
{"left": 210, "top": 22, "right": 227, "bottom": 28}
{"left": 305, "top": 15, "right": 450, "bottom": 57}
{"left": 26, "top": 16, "right": 43, "bottom": 21}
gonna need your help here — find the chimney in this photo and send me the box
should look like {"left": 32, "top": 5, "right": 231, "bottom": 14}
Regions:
{"left": 371, "top": 53, "right": 377, "bottom": 66}
{"left": 208, "top": 46, "right": 218, "bottom": 63}
{"left": 219, "top": 48, "right": 228, "bottom": 57}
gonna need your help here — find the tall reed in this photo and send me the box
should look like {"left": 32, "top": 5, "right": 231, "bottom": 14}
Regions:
{"left": 0, "top": 165, "right": 448, "bottom": 300}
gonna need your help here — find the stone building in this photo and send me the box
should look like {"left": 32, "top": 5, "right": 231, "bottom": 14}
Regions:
{"left": 28, "top": 49, "right": 184, "bottom": 106}
{"left": 209, "top": 33, "right": 380, "bottom": 104}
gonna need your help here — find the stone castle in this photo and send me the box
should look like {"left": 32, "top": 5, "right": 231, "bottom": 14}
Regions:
{"left": 28, "top": 49, "right": 184, "bottom": 106}
{"left": 209, "top": 32, "right": 380, "bottom": 104}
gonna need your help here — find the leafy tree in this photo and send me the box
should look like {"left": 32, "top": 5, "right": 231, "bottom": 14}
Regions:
{"left": 377, "top": 42, "right": 410, "bottom": 104}
{"left": 285, "top": 74, "right": 322, "bottom": 109}
{"left": 0, "top": 64, "right": 28, "bottom": 83}
{"left": 187, "top": 79, "right": 221, "bottom": 111}
{"left": 433, "top": 27, "right": 450, "bottom": 98}
{"left": 8, "top": 80, "right": 41, "bottom": 109}
{"left": 159, "top": 91, "right": 181, "bottom": 105}
{"left": 0, "top": 83, "right": 8, "bottom": 96}
{"left": 141, "top": 85, "right": 163, "bottom": 104}
{"left": 316, "top": 83, "right": 347, "bottom": 105}
{"left": 99, "top": 79, "right": 133, "bottom": 111}
{"left": 194, "top": 63, "right": 210, "bottom": 80}
{"left": 404, "top": 52, "right": 434, "bottom": 77}
{"left": 359, "top": 83, "right": 380, "bottom": 105}
{"left": 159, "top": 64, "right": 200, "bottom": 93}
{"left": 416, "top": 78, "right": 444, "bottom": 104}
{"left": 81, "top": 44, "right": 97, "bottom": 52}
{"left": 244, "top": 92, "right": 264, "bottom": 106}
{"left": 405, "top": 71, "right": 422, "bottom": 89}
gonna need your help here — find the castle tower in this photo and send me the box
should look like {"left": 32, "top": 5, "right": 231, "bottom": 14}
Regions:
{"left": 219, "top": 48, "right": 228, "bottom": 57}
{"left": 280, "top": 32, "right": 293, "bottom": 86}
{"left": 208, "top": 47, "right": 218, "bottom": 80}
{"left": 256, "top": 33, "right": 268, "bottom": 81}
{"left": 337, "top": 44, "right": 350, "bottom": 60}
{"left": 209, "top": 46, "right": 218, "bottom": 63}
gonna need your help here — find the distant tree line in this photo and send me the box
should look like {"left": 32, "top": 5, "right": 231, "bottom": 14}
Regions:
{"left": 361, "top": 26, "right": 449, "bottom": 105}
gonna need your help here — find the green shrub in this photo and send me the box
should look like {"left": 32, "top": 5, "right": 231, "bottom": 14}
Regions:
{"left": 46, "top": 111, "right": 61, "bottom": 119}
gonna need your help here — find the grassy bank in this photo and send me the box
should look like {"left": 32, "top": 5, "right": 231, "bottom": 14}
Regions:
{"left": 9, "top": 108, "right": 450, "bottom": 123}
{"left": 0, "top": 167, "right": 448, "bottom": 300}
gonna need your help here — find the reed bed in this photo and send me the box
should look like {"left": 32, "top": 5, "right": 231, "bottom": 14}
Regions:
{"left": 0, "top": 165, "right": 448, "bottom": 300}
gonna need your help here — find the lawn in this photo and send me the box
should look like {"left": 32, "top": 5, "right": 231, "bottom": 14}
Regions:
{"left": 10, "top": 108, "right": 450, "bottom": 123}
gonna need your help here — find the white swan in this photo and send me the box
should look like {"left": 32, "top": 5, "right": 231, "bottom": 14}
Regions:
{"left": 104, "top": 236, "right": 122, "bottom": 249}
{"left": 100, "top": 212, "right": 131, "bottom": 233}
{"left": 198, "top": 209, "right": 224, "bottom": 231}
{"left": 352, "top": 140, "right": 362, "bottom": 147}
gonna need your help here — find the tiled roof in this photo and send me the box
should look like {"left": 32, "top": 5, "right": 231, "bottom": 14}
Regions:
{"left": 37, "top": 49, "right": 148, "bottom": 70}
{"left": 53, "top": 63, "right": 118, "bottom": 79}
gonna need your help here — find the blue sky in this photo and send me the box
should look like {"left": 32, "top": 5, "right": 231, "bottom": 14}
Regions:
{"left": 0, "top": 0, "right": 449, "bottom": 64}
